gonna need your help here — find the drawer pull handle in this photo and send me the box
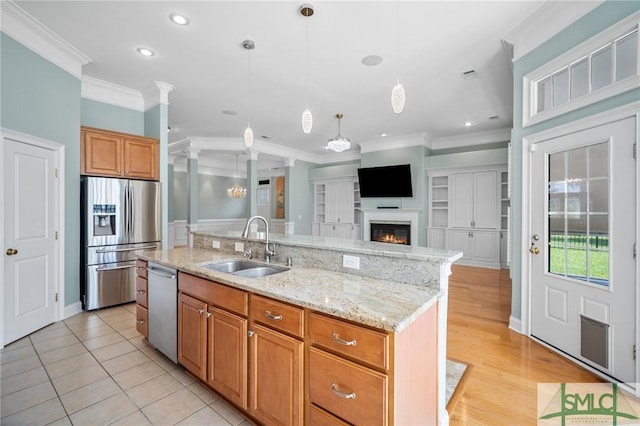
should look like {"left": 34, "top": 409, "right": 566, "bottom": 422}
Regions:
{"left": 331, "top": 383, "right": 356, "bottom": 400}
{"left": 331, "top": 333, "right": 356, "bottom": 346}
{"left": 137, "top": 319, "right": 145, "bottom": 324}
{"left": 136, "top": 290, "right": 146, "bottom": 294}
{"left": 265, "top": 311, "right": 282, "bottom": 321}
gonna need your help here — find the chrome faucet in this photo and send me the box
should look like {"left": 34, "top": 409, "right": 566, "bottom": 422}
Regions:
{"left": 242, "top": 216, "right": 276, "bottom": 262}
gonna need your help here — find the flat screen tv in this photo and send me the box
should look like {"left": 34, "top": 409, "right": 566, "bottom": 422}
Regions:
{"left": 357, "top": 164, "right": 413, "bottom": 198}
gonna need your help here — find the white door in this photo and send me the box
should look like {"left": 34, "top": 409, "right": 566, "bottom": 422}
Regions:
{"left": 3, "top": 138, "right": 58, "bottom": 345}
{"left": 473, "top": 171, "right": 498, "bottom": 229}
{"left": 450, "top": 173, "right": 473, "bottom": 228}
{"left": 530, "top": 117, "right": 636, "bottom": 384}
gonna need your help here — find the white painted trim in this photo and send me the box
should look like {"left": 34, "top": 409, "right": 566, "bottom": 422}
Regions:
{"left": 142, "top": 81, "right": 175, "bottom": 111}
{"left": 0, "top": 128, "right": 64, "bottom": 347}
{"left": 430, "top": 128, "right": 511, "bottom": 151}
{"left": 359, "top": 133, "right": 427, "bottom": 154}
{"left": 81, "top": 76, "right": 145, "bottom": 112}
{"left": 64, "top": 302, "right": 83, "bottom": 320}
{"left": 504, "top": 1, "right": 603, "bottom": 62}
{"left": 508, "top": 315, "right": 523, "bottom": 334}
{"left": 0, "top": 1, "right": 91, "bottom": 79}
{"left": 636, "top": 111, "right": 640, "bottom": 395}
{"left": 523, "top": 13, "right": 640, "bottom": 127}
{"left": 521, "top": 102, "right": 640, "bottom": 389}
{"left": 360, "top": 209, "right": 420, "bottom": 247}
{"left": 438, "top": 263, "right": 452, "bottom": 426}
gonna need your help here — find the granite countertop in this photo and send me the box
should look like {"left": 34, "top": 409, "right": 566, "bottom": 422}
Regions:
{"left": 137, "top": 247, "right": 443, "bottom": 333}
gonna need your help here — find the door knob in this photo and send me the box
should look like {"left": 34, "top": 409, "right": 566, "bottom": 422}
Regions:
{"left": 6, "top": 248, "right": 18, "bottom": 256}
{"left": 529, "top": 246, "right": 540, "bottom": 255}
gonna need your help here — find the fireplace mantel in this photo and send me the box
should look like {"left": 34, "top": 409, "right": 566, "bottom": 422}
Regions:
{"left": 359, "top": 208, "right": 421, "bottom": 246}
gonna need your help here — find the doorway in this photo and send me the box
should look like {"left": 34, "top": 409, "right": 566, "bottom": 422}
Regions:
{"left": 1, "top": 130, "right": 63, "bottom": 346}
{"left": 528, "top": 117, "right": 636, "bottom": 384}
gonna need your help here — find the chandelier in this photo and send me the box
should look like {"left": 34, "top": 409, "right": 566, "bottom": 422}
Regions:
{"left": 326, "top": 113, "right": 351, "bottom": 152}
{"left": 227, "top": 154, "right": 247, "bottom": 198}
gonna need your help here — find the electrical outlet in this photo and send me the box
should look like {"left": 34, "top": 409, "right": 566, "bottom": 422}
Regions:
{"left": 234, "top": 242, "right": 244, "bottom": 252}
{"left": 343, "top": 254, "right": 360, "bottom": 270}
{"left": 211, "top": 240, "right": 221, "bottom": 249}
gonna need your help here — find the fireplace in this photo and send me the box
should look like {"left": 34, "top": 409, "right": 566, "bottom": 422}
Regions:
{"left": 370, "top": 222, "right": 411, "bottom": 245}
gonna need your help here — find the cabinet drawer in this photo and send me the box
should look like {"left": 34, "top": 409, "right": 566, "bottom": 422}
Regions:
{"left": 135, "top": 276, "right": 148, "bottom": 307}
{"left": 179, "top": 272, "right": 248, "bottom": 316}
{"left": 136, "top": 259, "right": 148, "bottom": 278}
{"left": 308, "top": 312, "right": 389, "bottom": 370}
{"left": 309, "top": 347, "right": 387, "bottom": 426}
{"left": 307, "top": 404, "right": 350, "bottom": 426}
{"left": 251, "top": 295, "right": 303, "bottom": 338}
{"left": 136, "top": 305, "right": 148, "bottom": 339}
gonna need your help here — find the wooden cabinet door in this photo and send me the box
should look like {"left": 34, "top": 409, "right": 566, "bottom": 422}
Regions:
{"left": 178, "top": 293, "right": 207, "bottom": 381}
{"left": 473, "top": 171, "right": 498, "bottom": 229}
{"left": 82, "top": 131, "right": 123, "bottom": 176}
{"left": 124, "top": 138, "right": 158, "bottom": 180}
{"left": 207, "top": 307, "right": 247, "bottom": 409}
{"left": 249, "top": 323, "right": 303, "bottom": 426}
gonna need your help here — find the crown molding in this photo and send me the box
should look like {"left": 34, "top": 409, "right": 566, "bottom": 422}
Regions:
{"left": 142, "top": 81, "right": 175, "bottom": 110}
{"left": 359, "top": 133, "right": 428, "bottom": 154}
{"left": 503, "top": 0, "right": 603, "bottom": 62}
{"left": 81, "top": 76, "right": 145, "bottom": 111}
{"left": 0, "top": 1, "right": 91, "bottom": 79}
{"left": 430, "top": 128, "right": 511, "bottom": 151}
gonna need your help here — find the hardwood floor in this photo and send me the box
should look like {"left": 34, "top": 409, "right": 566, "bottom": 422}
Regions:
{"left": 446, "top": 265, "right": 602, "bottom": 425}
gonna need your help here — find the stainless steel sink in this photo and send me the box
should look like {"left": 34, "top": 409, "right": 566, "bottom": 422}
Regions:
{"left": 200, "top": 260, "right": 288, "bottom": 278}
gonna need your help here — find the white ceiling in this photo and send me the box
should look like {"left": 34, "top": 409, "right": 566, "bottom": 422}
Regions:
{"left": 15, "top": 0, "right": 548, "bottom": 163}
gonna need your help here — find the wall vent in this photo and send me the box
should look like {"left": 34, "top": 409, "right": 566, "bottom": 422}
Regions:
{"left": 461, "top": 69, "right": 478, "bottom": 79}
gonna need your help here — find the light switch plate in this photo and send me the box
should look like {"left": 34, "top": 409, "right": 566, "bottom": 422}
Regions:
{"left": 234, "top": 242, "right": 244, "bottom": 252}
{"left": 211, "top": 240, "right": 221, "bottom": 249}
{"left": 343, "top": 255, "right": 360, "bottom": 270}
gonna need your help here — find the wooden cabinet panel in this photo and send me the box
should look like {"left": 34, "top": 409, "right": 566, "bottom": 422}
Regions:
{"left": 82, "top": 131, "right": 123, "bottom": 176}
{"left": 179, "top": 272, "right": 248, "bottom": 315}
{"left": 307, "top": 404, "right": 350, "bottom": 426}
{"left": 136, "top": 305, "right": 148, "bottom": 339}
{"left": 135, "top": 259, "right": 148, "bottom": 279}
{"left": 249, "top": 323, "right": 303, "bottom": 426}
{"left": 207, "top": 307, "right": 247, "bottom": 409}
{"left": 308, "top": 312, "right": 389, "bottom": 370}
{"left": 251, "top": 294, "right": 303, "bottom": 338}
{"left": 178, "top": 293, "right": 207, "bottom": 381}
{"left": 124, "top": 138, "right": 158, "bottom": 179}
{"left": 308, "top": 347, "right": 388, "bottom": 426}
{"left": 81, "top": 127, "right": 159, "bottom": 180}
{"left": 135, "top": 276, "right": 148, "bottom": 307}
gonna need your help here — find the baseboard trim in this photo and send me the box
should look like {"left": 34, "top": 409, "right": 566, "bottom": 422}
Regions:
{"left": 508, "top": 316, "right": 523, "bottom": 334}
{"left": 64, "top": 301, "right": 83, "bottom": 319}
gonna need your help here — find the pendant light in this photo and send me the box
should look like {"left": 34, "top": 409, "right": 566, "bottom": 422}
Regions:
{"left": 326, "top": 113, "right": 351, "bottom": 152}
{"left": 243, "top": 39, "right": 255, "bottom": 147}
{"left": 391, "top": 2, "right": 405, "bottom": 114}
{"left": 227, "top": 154, "right": 247, "bottom": 198}
{"left": 300, "top": 4, "right": 314, "bottom": 134}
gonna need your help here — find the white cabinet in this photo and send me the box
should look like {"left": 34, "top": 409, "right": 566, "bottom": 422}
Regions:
{"left": 449, "top": 229, "right": 500, "bottom": 266}
{"left": 449, "top": 171, "right": 499, "bottom": 229}
{"left": 500, "top": 230, "right": 508, "bottom": 267}
{"left": 313, "top": 180, "right": 360, "bottom": 240}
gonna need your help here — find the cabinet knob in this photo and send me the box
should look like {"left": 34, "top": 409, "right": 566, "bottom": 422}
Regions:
{"left": 331, "top": 333, "right": 356, "bottom": 346}
{"left": 247, "top": 330, "right": 255, "bottom": 337}
{"left": 331, "top": 383, "right": 356, "bottom": 400}
{"left": 198, "top": 309, "right": 204, "bottom": 315}
{"left": 136, "top": 290, "right": 145, "bottom": 294}
{"left": 125, "top": 171, "right": 129, "bottom": 174}
{"left": 137, "top": 318, "right": 145, "bottom": 324}
{"left": 206, "top": 312, "right": 212, "bottom": 318}
{"left": 117, "top": 170, "right": 121, "bottom": 174}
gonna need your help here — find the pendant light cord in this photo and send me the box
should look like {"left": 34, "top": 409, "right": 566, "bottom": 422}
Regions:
{"left": 396, "top": 1, "right": 400, "bottom": 79}
{"left": 305, "top": 17, "right": 310, "bottom": 109}
{"left": 247, "top": 49, "right": 251, "bottom": 126}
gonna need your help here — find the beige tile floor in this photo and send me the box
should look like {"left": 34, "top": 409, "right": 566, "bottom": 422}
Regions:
{"left": 0, "top": 303, "right": 254, "bottom": 426}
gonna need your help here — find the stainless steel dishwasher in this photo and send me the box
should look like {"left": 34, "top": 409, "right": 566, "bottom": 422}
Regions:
{"left": 147, "top": 262, "right": 178, "bottom": 363}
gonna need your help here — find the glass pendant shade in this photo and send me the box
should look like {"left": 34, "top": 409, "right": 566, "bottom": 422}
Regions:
{"left": 391, "top": 80, "right": 405, "bottom": 113}
{"left": 301, "top": 107, "right": 313, "bottom": 134}
{"left": 327, "top": 137, "right": 351, "bottom": 152}
{"left": 244, "top": 126, "right": 254, "bottom": 147}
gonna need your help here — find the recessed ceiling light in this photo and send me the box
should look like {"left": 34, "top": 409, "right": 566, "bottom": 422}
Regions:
{"left": 462, "top": 121, "right": 475, "bottom": 127}
{"left": 379, "top": 133, "right": 388, "bottom": 137}
{"left": 169, "top": 14, "right": 190, "bottom": 25}
{"left": 222, "top": 110, "right": 237, "bottom": 116}
{"left": 136, "top": 47, "right": 155, "bottom": 57}
{"left": 362, "top": 55, "right": 383, "bottom": 66}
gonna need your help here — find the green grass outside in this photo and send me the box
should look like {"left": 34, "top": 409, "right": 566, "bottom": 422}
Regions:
{"left": 549, "top": 247, "right": 609, "bottom": 282}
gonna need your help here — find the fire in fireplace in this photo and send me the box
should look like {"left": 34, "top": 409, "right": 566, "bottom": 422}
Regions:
{"left": 370, "top": 222, "right": 411, "bottom": 245}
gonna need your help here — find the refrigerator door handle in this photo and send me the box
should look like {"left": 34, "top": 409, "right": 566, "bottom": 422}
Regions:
{"left": 96, "top": 265, "right": 137, "bottom": 272}
{"left": 127, "top": 182, "right": 132, "bottom": 241}
{"left": 96, "top": 245, "right": 158, "bottom": 253}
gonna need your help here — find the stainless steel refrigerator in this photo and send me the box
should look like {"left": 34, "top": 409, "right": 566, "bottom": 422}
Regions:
{"left": 81, "top": 176, "right": 161, "bottom": 310}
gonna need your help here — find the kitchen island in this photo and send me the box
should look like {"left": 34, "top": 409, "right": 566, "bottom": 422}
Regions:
{"left": 138, "top": 232, "right": 461, "bottom": 425}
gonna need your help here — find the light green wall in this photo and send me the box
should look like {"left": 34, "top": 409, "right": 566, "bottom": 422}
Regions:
{"left": 1, "top": 33, "right": 82, "bottom": 306}
{"left": 81, "top": 99, "right": 144, "bottom": 134}
{"left": 289, "top": 160, "right": 315, "bottom": 235}
{"left": 510, "top": 1, "right": 640, "bottom": 320}
{"left": 425, "top": 147, "right": 508, "bottom": 170}
{"left": 173, "top": 172, "right": 188, "bottom": 220}
{"left": 308, "top": 161, "right": 360, "bottom": 180}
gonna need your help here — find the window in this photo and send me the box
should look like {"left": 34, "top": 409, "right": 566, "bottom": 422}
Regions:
{"left": 523, "top": 13, "right": 640, "bottom": 127}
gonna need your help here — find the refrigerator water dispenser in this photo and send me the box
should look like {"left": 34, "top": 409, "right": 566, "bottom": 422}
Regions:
{"left": 93, "top": 204, "right": 116, "bottom": 236}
